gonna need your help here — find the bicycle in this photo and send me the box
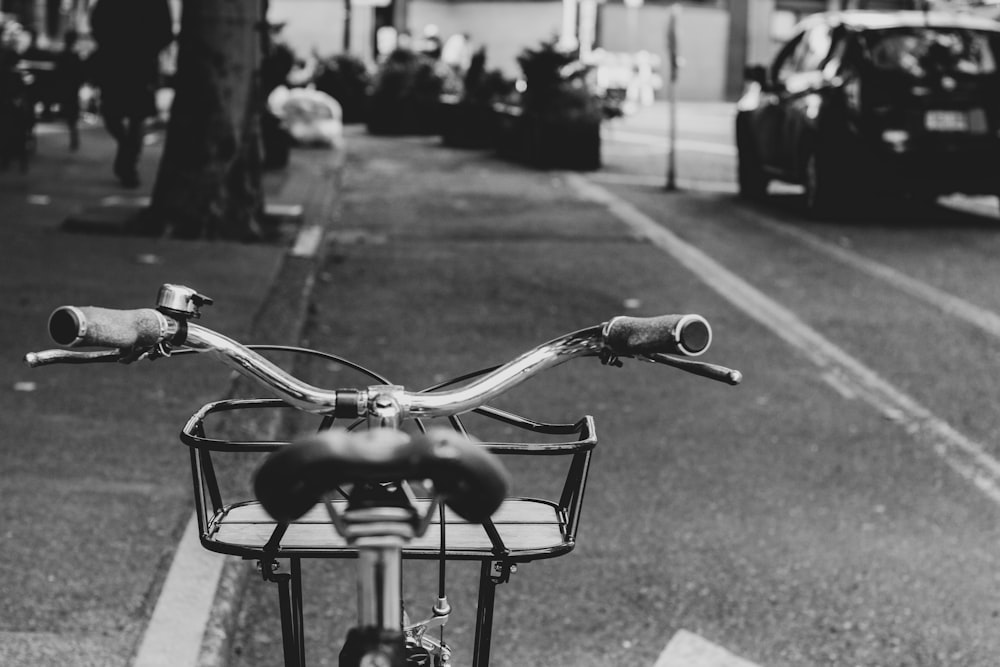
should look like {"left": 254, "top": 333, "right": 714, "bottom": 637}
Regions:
{"left": 25, "top": 283, "right": 741, "bottom": 667}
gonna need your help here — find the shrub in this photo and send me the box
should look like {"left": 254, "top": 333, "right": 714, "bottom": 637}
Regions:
{"left": 440, "top": 47, "right": 516, "bottom": 148}
{"left": 311, "top": 52, "right": 373, "bottom": 124}
{"left": 516, "top": 38, "right": 602, "bottom": 125}
{"left": 460, "top": 47, "right": 516, "bottom": 107}
{"left": 493, "top": 38, "right": 602, "bottom": 170}
{"left": 366, "top": 47, "right": 453, "bottom": 135}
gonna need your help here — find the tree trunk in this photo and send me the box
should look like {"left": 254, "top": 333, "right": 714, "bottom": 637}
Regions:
{"left": 142, "top": 0, "right": 264, "bottom": 240}
{"left": 343, "top": 0, "right": 352, "bottom": 51}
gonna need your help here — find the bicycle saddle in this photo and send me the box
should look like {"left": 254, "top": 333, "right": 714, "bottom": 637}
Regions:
{"left": 254, "top": 427, "right": 510, "bottom": 525}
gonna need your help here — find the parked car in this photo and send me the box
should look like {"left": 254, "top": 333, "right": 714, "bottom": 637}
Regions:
{"left": 735, "top": 10, "right": 1000, "bottom": 217}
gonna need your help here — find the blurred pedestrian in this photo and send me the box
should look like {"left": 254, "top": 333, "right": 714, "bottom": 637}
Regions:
{"left": 54, "top": 29, "right": 85, "bottom": 151}
{"left": 261, "top": 21, "right": 296, "bottom": 97}
{"left": 0, "top": 28, "right": 34, "bottom": 170}
{"left": 89, "top": 0, "right": 173, "bottom": 187}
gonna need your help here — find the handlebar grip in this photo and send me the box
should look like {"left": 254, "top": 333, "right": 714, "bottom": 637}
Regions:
{"left": 254, "top": 428, "right": 510, "bottom": 524}
{"left": 48, "top": 306, "right": 172, "bottom": 349}
{"left": 604, "top": 314, "right": 712, "bottom": 357}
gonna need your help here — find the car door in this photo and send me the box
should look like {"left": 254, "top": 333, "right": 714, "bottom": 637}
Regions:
{"left": 753, "top": 32, "right": 804, "bottom": 171}
{"left": 777, "top": 24, "right": 837, "bottom": 174}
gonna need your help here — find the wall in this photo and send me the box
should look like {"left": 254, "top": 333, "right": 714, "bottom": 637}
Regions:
{"left": 271, "top": 0, "right": 731, "bottom": 100}
{"left": 408, "top": 0, "right": 564, "bottom": 77}
{"left": 270, "top": 0, "right": 376, "bottom": 62}
{"left": 598, "top": 3, "right": 728, "bottom": 101}
{"left": 393, "top": 0, "right": 730, "bottom": 98}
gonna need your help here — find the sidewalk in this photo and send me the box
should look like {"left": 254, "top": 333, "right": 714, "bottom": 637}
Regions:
{"left": 0, "top": 121, "right": 341, "bottom": 665}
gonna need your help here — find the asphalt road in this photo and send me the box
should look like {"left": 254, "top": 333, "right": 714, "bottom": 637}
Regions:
{"left": 225, "top": 108, "right": 1000, "bottom": 667}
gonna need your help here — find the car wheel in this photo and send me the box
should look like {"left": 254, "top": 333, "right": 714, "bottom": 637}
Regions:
{"left": 736, "top": 127, "right": 768, "bottom": 200}
{"left": 803, "top": 145, "right": 846, "bottom": 219}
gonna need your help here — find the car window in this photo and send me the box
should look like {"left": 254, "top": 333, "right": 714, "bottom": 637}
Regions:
{"left": 865, "top": 27, "right": 998, "bottom": 78}
{"left": 773, "top": 33, "right": 805, "bottom": 84}
{"left": 775, "top": 25, "right": 834, "bottom": 75}
{"left": 771, "top": 24, "right": 836, "bottom": 93}
{"left": 798, "top": 25, "right": 834, "bottom": 72}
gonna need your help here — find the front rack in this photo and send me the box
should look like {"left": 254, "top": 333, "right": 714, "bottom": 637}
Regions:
{"left": 177, "top": 345, "right": 599, "bottom": 667}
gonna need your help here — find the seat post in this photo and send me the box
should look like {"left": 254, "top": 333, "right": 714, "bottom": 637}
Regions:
{"left": 357, "top": 544, "right": 403, "bottom": 629}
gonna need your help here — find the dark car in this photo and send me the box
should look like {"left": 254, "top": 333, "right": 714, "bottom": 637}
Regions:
{"left": 735, "top": 10, "right": 1000, "bottom": 217}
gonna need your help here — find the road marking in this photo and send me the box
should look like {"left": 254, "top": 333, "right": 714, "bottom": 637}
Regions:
{"left": 100, "top": 195, "right": 151, "bottom": 207}
{"left": 267, "top": 203, "right": 305, "bottom": 217}
{"left": 603, "top": 130, "right": 737, "bottom": 157}
{"left": 745, "top": 212, "right": 1000, "bottom": 340}
{"left": 132, "top": 515, "right": 225, "bottom": 667}
{"left": 939, "top": 194, "right": 1000, "bottom": 219}
{"left": 567, "top": 174, "right": 1000, "bottom": 506}
{"left": 290, "top": 223, "right": 324, "bottom": 257}
{"left": 97, "top": 196, "right": 304, "bottom": 218}
{"left": 656, "top": 630, "right": 761, "bottom": 667}
{"left": 588, "top": 172, "right": 738, "bottom": 193}
{"left": 820, "top": 369, "right": 858, "bottom": 401}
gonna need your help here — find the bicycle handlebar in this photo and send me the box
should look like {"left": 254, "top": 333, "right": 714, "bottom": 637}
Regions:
{"left": 254, "top": 428, "right": 510, "bottom": 524}
{"left": 26, "top": 294, "right": 740, "bottom": 418}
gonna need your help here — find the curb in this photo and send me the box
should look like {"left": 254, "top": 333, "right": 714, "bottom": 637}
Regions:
{"left": 124, "top": 148, "right": 344, "bottom": 667}
{"left": 199, "top": 150, "right": 344, "bottom": 667}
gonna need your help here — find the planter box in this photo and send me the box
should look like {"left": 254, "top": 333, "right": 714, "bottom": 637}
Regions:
{"left": 492, "top": 104, "right": 601, "bottom": 171}
{"left": 366, "top": 98, "right": 442, "bottom": 136}
{"left": 439, "top": 99, "right": 497, "bottom": 149}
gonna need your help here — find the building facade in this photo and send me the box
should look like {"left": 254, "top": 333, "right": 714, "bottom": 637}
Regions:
{"left": 4, "top": 0, "right": 990, "bottom": 101}
{"left": 0, "top": 0, "right": 93, "bottom": 46}
{"left": 271, "top": 0, "right": 927, "bottom": 101}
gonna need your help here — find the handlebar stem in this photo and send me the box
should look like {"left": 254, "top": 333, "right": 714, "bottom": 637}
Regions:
{"left": 369, "top": 387, "right": 405, "bottom": 429}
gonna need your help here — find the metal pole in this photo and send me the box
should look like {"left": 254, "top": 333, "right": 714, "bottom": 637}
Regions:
{"left": 560, "top": 0, "right": 578, "bottom": 50}
{"left": 665, "top": 3, "right": 678, "bottom": 191}
{"left": 344, "top": 0, "right": 352, "bottom": 51}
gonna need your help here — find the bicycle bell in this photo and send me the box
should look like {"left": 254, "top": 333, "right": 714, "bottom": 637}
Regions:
{"left": 156, "top": 284, "right": 214, "bottom": 319}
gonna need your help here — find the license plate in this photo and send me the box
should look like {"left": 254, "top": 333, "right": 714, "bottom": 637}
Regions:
{"left": 925, "top": 110, "right": 969, "bottom": 132}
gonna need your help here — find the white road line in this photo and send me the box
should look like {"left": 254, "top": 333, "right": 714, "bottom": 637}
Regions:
{"left": 100, "top": 195, "right": 152, "bottom": 207}
{"left": 96, "top": 198, "right": 304, "bottom": 217}
{"left": 745, "top": 212, "right": 1000, "bottom": 340}
{"left": 820, "top": 369, "right": 858, "bottom": 401}
{"left": 132, "top": 515, "right": 226, "bottom": 667}
{"left": 939, "top": 194, "right": 1000, "bottom": 219}
{"left": 266, "top": 203, "right": 305, "bottom": 217}
{"left": 603, "top": 130, "right": 737, "bottom": 157}
{"left": 567, "top": 173, "right": 1000, "bottom": 505}
{"left": 588, "top": 172, "right": 738, "bottom": 193}
{"left": 656, "top": 630, "right": 761, "bottom": 667}
{"left": 290, "top": 223, "right": 323, "bottom": 257}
